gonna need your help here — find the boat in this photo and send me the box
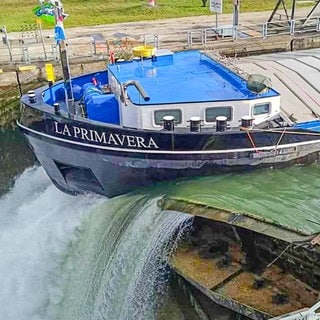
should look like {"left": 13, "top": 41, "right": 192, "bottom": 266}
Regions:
{"left": 17, "top": 1, "right": 320, "bottom": 198}
{"left": 164, "top": 198, "right": 320, "bottom": 320}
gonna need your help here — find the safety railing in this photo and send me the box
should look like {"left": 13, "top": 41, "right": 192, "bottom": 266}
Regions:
{"left": 1, "top": 16, "right": 320, "bottom": 65}
{"left": 186, "top": 16, "right": 320, "bottom": 47}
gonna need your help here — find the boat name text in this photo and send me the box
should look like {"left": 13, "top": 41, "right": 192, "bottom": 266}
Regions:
{"left": 53, "top": 122, "right": 159, "bottom": 149}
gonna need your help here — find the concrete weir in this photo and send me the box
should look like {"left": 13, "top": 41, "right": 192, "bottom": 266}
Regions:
{"left": 161, "top": 198, "right": 320, "bottom": 320}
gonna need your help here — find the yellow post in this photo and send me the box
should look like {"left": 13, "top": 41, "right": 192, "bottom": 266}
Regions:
{"left": 45, "top": 63, "right": 55, "bottom": 83}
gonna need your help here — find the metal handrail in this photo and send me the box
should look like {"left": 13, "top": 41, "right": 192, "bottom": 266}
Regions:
{"left": 1, "top": 15, "right": 320, "bottom": 65}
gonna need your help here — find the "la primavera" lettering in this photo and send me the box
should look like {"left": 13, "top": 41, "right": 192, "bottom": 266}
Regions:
{"left": 53, "top": 121, "right": 159, "bottom": 149}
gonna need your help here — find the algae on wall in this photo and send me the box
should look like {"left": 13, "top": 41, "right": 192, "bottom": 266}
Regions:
{"left": 0, "top": 69, "right": 36, "bottom": 127}
{"left": 0, "top": 85, "right": 21, "bottom": 128}
{"left": 0, "top": 128, "right": 35, "bottom": 195}
{"left": 0, "top": 68, "right": 49, "bottom": 127}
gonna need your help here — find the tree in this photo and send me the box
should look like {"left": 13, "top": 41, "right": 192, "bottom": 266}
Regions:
{"left": 201, "top": 0, "right": 208, "bottom": 7}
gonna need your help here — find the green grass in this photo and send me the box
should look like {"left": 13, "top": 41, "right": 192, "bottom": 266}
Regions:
{"left": 0, "top": 0, "right": 310, "bottom": 32}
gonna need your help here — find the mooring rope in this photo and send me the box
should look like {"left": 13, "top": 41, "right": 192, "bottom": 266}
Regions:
{"left": 253, "top": 127, "right": 320, "bottom": 136}
{"left": 241, "top": 125, "right": 320, "bottom": 153}
{"left": 275, "top": 126, "right": 286, "bottom": 149}
{"left": 245, "top": 129, "right": 260, "bottom": 153}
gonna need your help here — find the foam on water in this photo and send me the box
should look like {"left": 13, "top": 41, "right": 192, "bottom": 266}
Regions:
{"left": 0, "top": 166, "right": 104, "bottom": 320}
{"left": 0, "top": 166, "right": 192, "bottom": 320}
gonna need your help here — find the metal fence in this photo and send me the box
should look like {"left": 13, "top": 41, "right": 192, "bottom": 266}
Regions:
{"left": 1, "top": 16, "right": 320, "bottom": 65}
{"left": 0, "top": 30, "right": 161, "bottom": 65}
{"left": 186, "top": 16, "right": 320, "bottom": 47}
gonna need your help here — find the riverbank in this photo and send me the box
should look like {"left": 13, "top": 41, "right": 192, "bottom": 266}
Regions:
{"left": 1, "top": 7, "right": 319, "bottom": 70}
{"left": 1, "top": 7, "right": 320, "bottom": 127}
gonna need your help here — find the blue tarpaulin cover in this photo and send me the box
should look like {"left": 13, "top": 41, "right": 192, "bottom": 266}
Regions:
{"left": 85, "top": 93, "right": 119, "bottom": 124}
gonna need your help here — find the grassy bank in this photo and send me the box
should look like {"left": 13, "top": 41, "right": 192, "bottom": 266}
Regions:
{"left": 1, "top": 0, "right": 301, "bottom": 32}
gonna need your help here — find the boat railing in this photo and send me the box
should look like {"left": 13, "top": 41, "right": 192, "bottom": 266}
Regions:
{"left": 120, "top": 80, "right": 150, "bottom": 105}
{"left": 202, "top": 50, "right": 274, "bottom": 95}
{"left": 201, "top": 50, "right": 250, "bottom": 80}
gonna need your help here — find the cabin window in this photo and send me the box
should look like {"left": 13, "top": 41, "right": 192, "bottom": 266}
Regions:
{"left": 154, "top": 109, "right": 182, "bottom": 125}
{"left": 253, "top": 103, "right": 270, "bottom": 115}
{"left": 205, "top": 106, "right": 232, "bottom": 122}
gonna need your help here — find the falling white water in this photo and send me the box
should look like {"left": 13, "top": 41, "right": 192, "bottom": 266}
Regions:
{"left": 0, "top": 166, "right": 192, "bottom": 320}
{"left": 0, "top": 166, "right": 104, "bottom": 320}
{"left": 56, "top": 195, "right": 192, "bottom": 320}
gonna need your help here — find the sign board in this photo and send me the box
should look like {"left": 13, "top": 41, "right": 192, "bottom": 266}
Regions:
{"left": 210, "top": 0, "right": 223, "bottom": 14}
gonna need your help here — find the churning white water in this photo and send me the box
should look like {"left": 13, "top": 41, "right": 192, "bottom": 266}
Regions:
{"left": 0, "top": 166, "right": 192, "bottom": 320}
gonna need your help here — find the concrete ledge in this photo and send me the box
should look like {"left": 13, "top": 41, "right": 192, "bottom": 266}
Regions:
{"left": 188, "top": 34, "right": 320, "bottom": 57}
{"left": 291, "top": 34, "right": 320, "bottom": 51}
{"left": 210, "top": 35, "right": 291, "bottom": 57}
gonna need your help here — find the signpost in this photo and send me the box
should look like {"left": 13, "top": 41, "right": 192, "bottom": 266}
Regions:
{"left": 233, "top": 0, "right": 240, "bottom": 40}
{"left": 233, "top": 0, "right": 240, "bottom": 27}
{"left": 209, "top": 0, "right": 223, "bottom": 28}
{"left": 0, "top": 26, "right": 13, "bottom": 63}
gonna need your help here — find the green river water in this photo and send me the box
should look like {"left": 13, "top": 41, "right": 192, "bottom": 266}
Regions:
{"left": 145, "top": 165, "right": 320, "bottom": 235}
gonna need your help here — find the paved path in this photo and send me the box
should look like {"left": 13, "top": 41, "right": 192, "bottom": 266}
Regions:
{"left": 1, "top": 7, "right": 315, "bottom": 64}
{"left": 45, "top": 8, "right": 311, "bottom": 41}
{"left": 4, "top": 8, "right": 312, "bottom": 52}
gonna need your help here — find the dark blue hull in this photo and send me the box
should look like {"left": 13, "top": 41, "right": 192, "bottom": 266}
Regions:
{"left": 18, "top": 116, "right": 320, "bottom": 197}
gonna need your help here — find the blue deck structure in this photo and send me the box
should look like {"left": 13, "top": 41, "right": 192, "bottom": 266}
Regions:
{"left": 294, "top": 119, "right": 320, "bottom": 132}
{"left": 108, "top": 50, "right": 280, "bottom": 105}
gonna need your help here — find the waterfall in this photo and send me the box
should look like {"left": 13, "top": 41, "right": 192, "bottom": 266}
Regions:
{"left": 0, "top": 166, "right": 192, "bottom": 320}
